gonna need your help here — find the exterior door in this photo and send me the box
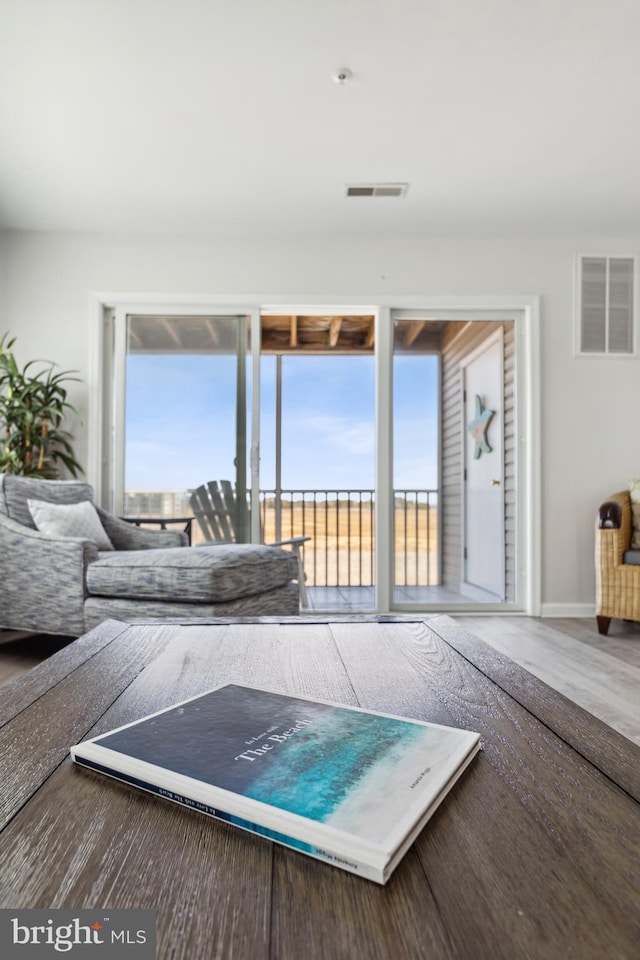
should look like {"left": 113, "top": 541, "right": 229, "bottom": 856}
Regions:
{"left": 461, "top": 328, "right": 505, "bottom": 600}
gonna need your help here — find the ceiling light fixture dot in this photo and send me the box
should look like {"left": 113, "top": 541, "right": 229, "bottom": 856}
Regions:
{"left": 332, "top": 67, "right": 353, "bottom": 84}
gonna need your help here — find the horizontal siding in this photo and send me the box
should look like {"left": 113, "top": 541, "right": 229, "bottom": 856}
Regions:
{"left": 440, "top": 320, "right": 516, "bottom": 601}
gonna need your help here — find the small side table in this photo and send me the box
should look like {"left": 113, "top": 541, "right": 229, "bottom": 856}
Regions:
{"left": 122, "top": 516, "right": 194, "bottom": 545}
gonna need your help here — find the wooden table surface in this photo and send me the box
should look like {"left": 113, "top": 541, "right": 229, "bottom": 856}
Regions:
{"left": 0, "top": 615, "right": 638, "bottom": 960}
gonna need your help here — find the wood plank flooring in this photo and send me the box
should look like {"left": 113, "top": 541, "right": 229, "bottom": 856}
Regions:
{"left": 1, "top": 616, "right": 638, "bottom": 746}
{"left": 453, "top": 616, "right": 640, "bottom": 746}
{"left": 0, "top": 631, "right": 74, "bottom": 687}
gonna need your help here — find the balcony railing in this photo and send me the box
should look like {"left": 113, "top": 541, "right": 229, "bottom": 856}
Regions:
{"left": 124, "top": 488, "right": 439, "bottom": 588}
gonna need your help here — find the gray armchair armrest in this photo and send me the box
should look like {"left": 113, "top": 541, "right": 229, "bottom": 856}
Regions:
{"left": 0, "top": 512, "right": 98, "bottom": 636}
{"left": 97, "top": 509, "right": 189, "bottom": 550}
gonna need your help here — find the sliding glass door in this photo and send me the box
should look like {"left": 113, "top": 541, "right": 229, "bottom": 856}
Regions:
{"left": 108, "top": 307, "right": 260, "bottom": 542}
{"left": 97, "top": 299, "right": 534, "bottom": 614}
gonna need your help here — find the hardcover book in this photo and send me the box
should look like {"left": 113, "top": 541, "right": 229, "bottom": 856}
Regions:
{"left": 70, "top": 684, "right": 480, "bottom": 884}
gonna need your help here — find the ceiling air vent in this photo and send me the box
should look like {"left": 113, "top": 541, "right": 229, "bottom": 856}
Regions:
{"left": 346, "top": 183, "right": 408, "bottom": 198}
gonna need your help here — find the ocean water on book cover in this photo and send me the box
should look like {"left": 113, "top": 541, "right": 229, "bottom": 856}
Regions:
{"left": 71, "top": 684, "right": 480, "bottom": 882}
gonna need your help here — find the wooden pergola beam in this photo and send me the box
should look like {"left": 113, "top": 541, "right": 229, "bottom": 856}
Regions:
{"left": 128, "top": 325, "right": 144, "bottom": 349}
{"left": 161, "top": 317, "right": 182, "bottom": 348}
{"left": 289, "top": 316, "right": 298, "bottom": 348}
{"left": 329, "top": 316, "right": 343, "bottom": 348}
{"left": 365, "top": 318, "right": 375, "bottom": 349}
{"left": 403, "top": 320, "right": 425, "bottom": 348}
{"left": 203, "top": 317, "right": 220, "bottom": 348}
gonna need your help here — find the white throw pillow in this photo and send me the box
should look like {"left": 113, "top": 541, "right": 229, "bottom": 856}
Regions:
{"left": 27, "top": 498, "right": 114, "bottom": 551}
{"left": 629, "top": 480, "right": 640, "bottom": 548}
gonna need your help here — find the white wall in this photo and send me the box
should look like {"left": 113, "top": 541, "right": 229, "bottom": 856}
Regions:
{"left": 0, "top": 233, "right": 7, "bottom": 323}
{"left": 1, "top": 229, "right": 638, "bottom": 613}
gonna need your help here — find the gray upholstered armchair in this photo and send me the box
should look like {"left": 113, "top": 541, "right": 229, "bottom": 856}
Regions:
{"left": 0, "top": 475, "right": 300, "bottom": 637}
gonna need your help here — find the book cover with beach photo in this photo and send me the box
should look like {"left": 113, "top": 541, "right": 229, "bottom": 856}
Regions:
{"left": 71, "top": 684, "right": 480, "bottom": 884}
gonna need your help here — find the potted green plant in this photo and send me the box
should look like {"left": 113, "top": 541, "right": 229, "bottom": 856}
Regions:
{"left": 0, "top": 332, "right": 83, "bottom": 478}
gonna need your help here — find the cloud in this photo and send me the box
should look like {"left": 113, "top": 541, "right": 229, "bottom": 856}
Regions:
{"left": 286, "top": 413, "right": 375, "bottom": 456}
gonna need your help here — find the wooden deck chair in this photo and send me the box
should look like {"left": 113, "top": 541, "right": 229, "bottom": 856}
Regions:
{"left": 190, "top": 480, "right": 310, "bottom": 607}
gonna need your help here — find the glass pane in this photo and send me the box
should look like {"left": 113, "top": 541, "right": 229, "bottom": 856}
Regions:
{"left": 123, "top": 314, "right": 250, "bottom": 544}
{"left": 392, "top": 322, "right": 439, "bottom": 605}
{"left": 272, "top": 354, "right": 375, "bottom": 612}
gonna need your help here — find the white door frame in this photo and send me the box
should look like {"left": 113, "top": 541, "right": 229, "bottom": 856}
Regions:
{"left": 89, "top": 293, "right": 540, "bottom": 616}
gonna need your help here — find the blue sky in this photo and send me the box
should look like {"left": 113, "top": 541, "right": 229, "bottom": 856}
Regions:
{"left": 125, "top": 353, "right": 438, "bottom": 492}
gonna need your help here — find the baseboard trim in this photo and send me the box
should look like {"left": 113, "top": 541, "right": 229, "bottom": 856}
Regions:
{"left": 540, "top": 603, "right": 595, "bottom": 618}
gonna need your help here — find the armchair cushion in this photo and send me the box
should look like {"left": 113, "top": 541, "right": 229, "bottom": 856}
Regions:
{"left": 27, "top": 498, "right": 114, "bottom": 551}
{"left": 86, "top": 542, "right": 299, "bottom": 603}
{"left": 97, "top": 509, "right": 187, "bottom": 550}
{"left": 0, "top": 474, "right": 95, "bottom": 527}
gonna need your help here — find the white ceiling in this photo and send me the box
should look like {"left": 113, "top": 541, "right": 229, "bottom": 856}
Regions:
{"left": 1, "top": 0, "right": 640, "bottom": 238}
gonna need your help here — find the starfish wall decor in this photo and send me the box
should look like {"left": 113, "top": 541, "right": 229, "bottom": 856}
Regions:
{"left": 467, "top": 394, "right": 495, "bottom": 458}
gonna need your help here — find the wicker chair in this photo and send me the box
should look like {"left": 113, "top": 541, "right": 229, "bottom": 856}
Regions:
{"left": 595, "top": 490, "right": 640, "bottom": 635}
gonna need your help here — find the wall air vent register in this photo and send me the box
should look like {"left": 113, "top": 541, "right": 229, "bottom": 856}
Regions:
{"left": 575, "top": 254, "right": 637, "bottom": 356}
